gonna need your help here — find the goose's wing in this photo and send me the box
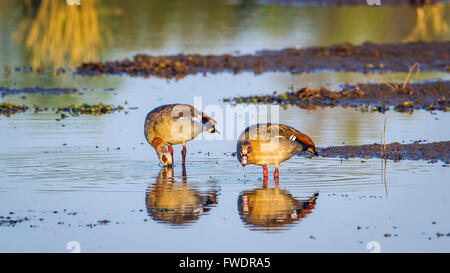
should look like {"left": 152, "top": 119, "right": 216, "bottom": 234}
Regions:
{"left": 186, "top": 105, "right": 218, "bottom": 133}
{"left": 270, "top": 124, "right": 315, "bottom": 148}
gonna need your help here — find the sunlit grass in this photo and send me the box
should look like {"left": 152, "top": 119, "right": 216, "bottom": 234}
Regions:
{"left": 14, "top": 0, "right": 112, "bottom": 69}
{"left": 403, "top": 3, "right": 450, "bottom": 42}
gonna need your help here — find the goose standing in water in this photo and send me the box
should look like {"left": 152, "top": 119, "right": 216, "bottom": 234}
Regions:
{"left": 144, "top": 104, "right": 218, "bottom": 166}
{"left": 237, "top": 123, "right": 318, "bottom": 178}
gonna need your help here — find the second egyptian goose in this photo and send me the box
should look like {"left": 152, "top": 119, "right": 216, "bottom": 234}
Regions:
{"left": 236, "top": 123, "right": 318, "bottom": 178}
{"left": 144, "top": 104, "right": 218, "bottom": 166}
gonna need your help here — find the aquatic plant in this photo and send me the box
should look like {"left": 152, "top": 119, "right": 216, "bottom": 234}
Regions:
{"left": 0, "top": 102, "right": 131, "bottom": 118}
{"left": 0, "top": 103, "right": 29, "bottom": 117}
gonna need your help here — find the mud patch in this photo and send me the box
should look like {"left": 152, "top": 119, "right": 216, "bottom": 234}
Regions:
{"left": 224, "top": 80, "right": 450, "bottom": 113}
{"left": 76, "top": 41, "right": 450, "bottom": 79}
{"left": 317, "top": 141, "right": 450, "bottom": 163}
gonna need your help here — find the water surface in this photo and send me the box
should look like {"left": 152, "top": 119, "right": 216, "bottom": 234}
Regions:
{"left": 0, "top": 0, "right": 449, "bottom": 253}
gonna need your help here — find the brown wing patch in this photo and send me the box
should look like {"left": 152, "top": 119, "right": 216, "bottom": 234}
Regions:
{"left": 276, "top": 124, "right": 316, "bottom": 148}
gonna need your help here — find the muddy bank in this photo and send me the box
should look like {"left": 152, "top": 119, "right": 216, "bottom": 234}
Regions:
{"left": 76, "top": 41, "right": 450, "bottom": 79}
{"left": 0, "top": 102, "right": 131, "bottom": 117}
{"left": 262, "top": 0, "right": 443, "bottom": 6}
{"left": 224, "top": 80, "right": 450, "bottom": 113}
{"left": 317, "top": 141, "right": 450, "bottom": 163}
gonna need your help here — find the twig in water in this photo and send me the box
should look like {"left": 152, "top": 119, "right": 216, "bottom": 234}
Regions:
{"left": 382, "top": 62, "right": 420, "bottom": 91}
{"left": 402, "top": 62, "right": 420, "bottom": 90}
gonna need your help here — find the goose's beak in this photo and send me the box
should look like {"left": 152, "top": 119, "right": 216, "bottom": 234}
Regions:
{"left": 308, "top": 147, "right": 319, "bottom": 156}
{"left": 241, "top": 155, "right": 248, "bottom": 167}
{"left": 207, "top": 128, "right": 220, "bottom": 135}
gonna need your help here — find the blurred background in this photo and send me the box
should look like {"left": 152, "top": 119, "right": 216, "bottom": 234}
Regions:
{"left": 1, "top": 0, "right": 449, "bottom": 252}
{"left": 1, "top": 0, "right": 448, "bottom": 69}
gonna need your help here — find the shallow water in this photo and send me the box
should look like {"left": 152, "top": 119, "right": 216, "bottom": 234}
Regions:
{"left": 0, "top": 0, "right": 450, "bottom": 253}
{"left": 1, "top": 72, "right": 450, "bottom": 252}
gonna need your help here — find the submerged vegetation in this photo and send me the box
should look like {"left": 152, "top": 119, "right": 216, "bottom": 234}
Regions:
{"left": 0, "top": 103, "right": 29, "bottom": 117}
{"left": 0, "top": 102, "right": 131, "bottom": 118}
{"left": 56, "top": 103, "right": 125, "bottom": 115}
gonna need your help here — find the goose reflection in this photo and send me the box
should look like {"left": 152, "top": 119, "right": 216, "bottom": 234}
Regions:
{"left": 238, "top": 179, "right": 318, "bottom": 231}
{"left": 145, "top": 166, "right": 218, "bottom": 227}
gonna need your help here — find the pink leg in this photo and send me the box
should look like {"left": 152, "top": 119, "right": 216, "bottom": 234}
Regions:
{"left": 263, "top": 166, "right": 268, "bottom": 178}
{"left": 274, "top": 167, "right": 279, "bottom": 179}
{"left": 168, "top": 145, "right": 173, "bottom": 159}
{"left": 181, "top": 144, "right": 187, "bottom": 165}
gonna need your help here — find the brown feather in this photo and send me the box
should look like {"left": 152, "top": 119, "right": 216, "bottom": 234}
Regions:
{"left": 274, "top": 124, "right": 316, "bottom": 148}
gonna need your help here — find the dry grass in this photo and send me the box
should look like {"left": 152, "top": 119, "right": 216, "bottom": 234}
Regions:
{"left": 382, "top": 62, "right": 420, "bottom": 91}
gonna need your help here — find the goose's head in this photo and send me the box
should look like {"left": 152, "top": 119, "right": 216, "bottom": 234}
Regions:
{"left": 155, "top": 145, "right": 173, "bottom": 167}
{"left": 239, "top": 141, "right": 252, "bottom": 167}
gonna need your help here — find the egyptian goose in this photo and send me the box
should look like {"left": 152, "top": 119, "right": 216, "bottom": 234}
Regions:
{"left": 236, "top": 123, "right": 318, "bottom": 178}
{"left": 145, "top": 104, "right": 218, "bottom": 166}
